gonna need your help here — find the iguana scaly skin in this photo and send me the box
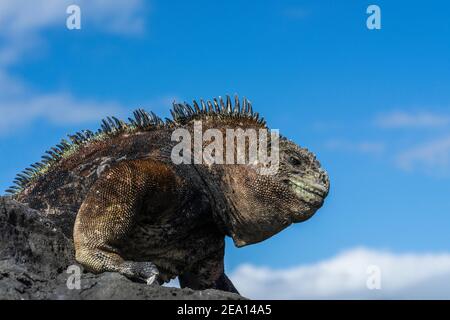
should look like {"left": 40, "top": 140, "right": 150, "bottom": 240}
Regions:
{"left": 8, "top": 96, "right": 330, "bottom": 293}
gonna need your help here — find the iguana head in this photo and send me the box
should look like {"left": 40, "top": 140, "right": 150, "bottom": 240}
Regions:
{"left": 8, "top": 95, "right": 329, "bottom": 244}
{"left": 171, "top": 96, "right": 330, "bottom": 248}
{"left": 218, "top": 136, "right": 330, "bottom": 247}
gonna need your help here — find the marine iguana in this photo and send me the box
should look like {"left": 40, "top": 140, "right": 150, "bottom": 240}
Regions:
{"left": 7, "top": 96, "right": 330, "bottom": 294}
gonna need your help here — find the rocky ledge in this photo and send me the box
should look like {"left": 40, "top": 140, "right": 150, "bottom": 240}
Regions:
{"left": 0, "top": 197, "right": 244, "bottom": 300}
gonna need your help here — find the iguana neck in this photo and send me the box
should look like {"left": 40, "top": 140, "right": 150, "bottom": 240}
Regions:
{"left": 192, "top": 164, "right": 235, "bottom": 238}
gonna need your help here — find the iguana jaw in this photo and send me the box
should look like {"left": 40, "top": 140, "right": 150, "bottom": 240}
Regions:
{"left": 227, "top": 208, "right": 292, "bottom": 248}
{"left": 231, "top": 227, "right": 288, "bottom": 248}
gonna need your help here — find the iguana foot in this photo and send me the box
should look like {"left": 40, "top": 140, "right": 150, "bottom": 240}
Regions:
{"left": 119, "top": 261, "right": 161, "bottom": 285}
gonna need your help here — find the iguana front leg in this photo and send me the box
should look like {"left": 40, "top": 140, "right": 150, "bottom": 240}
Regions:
{"left": 179, "top": 247, "right": 240, "bottom": 294}
{"left": 74, "top": 159, "right": 177, "bottom": 285}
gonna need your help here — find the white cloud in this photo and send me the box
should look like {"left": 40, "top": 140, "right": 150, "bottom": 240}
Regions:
{"left": 230, "top": 247, "right": 450, "bottom": 299}
{"left": 0, "top": 92, "right": 125, "bottom": 134}
{"left": 0, "top": 0, "right": 145, "bottom": 37}
{"left": 0, "top": 0, "right": 146, "bottom": 65}
{"left": 80, "top": 0, "right": 146, "bottom": 35}
{"left": 0, "top": 71, "right": 26, "bottom": 98}
{"left": 395, "top": 136, "right": 450, "bottom": 175}
{"left": 375, "top": 111, "right": 450, "bottom": 129}
{"left": 325, "top": 139, "right": 385, "bottom": 155}
{"left": 0, "top": 0, "right": 147, "bottom": 134}
{"left": 0, "top": 0, "right": 63, "bottom": 38}
{"left": 0, "top": 75, "right": 178, "bottom": 134}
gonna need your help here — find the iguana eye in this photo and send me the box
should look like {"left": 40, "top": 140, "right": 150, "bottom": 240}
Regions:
{"left": 288, "top": 156, "right": 301, "bottom": 166}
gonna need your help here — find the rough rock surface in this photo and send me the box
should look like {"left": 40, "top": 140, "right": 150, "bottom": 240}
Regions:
{"left": 0, "top": 197, "right": 244, "bottom": 300}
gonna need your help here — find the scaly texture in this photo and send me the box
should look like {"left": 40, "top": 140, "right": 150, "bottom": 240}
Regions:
{"left": 9, "top": 95, "right": 330, "bottom": 293}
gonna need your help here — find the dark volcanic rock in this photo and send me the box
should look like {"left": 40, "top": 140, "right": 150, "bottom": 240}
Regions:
{"left": 0, "top": 197, "right": 244, "bottom": 300}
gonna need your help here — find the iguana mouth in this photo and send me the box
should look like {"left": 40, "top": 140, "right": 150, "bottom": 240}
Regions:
{"left": 287, "top": 177, "right": 328, "bottom": 205}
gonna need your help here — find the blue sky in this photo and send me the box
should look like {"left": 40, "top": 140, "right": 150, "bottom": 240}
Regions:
{"left": 1, "top": 1, "right": 450, "bottom": 298}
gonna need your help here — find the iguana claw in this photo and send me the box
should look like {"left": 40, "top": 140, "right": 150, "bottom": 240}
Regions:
{"left": 119, "top": 261, "right": 160, "bottom": 285}
{"left": 146, "top": 274, "right": 157, "bottom": 285}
